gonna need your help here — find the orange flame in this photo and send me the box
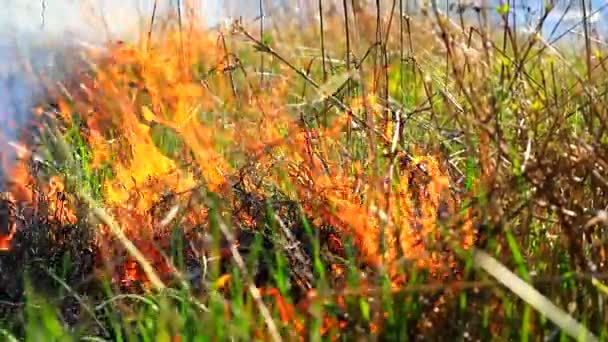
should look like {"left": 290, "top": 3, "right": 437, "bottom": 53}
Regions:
{"left": 0, "top": 193, "right": 16, "bottom": 251}
{"left": 2, "top": 13, "right": 476, "bottom": 336}
{"left": 46, "top": 176, "right": 77, "bottom": 225}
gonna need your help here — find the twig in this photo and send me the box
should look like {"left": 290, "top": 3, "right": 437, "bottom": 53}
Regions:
{"left": 176, "top": 0, "right": 185, "bottom": 73}
{"left": 581, "top": 0, "right": 593, "bottom": 85}
{"left": 147, "top": 0, "right": 158, "bottom": 46}
{"left": 319, "top": 0, "right": 327, "bottom": 82}
{"left": 79, "top": 192, "right": 166, "bottom": 291}
{"left": 40, "top": 0, "right": 46, "bottom": 29}
{"left": 273, "top": 214, "right": 313, "bottom": 291}
{"left": 343, "top": 0, "right": 353, "bottom": 141}
{"left": 259, "top": 0, "right": 265, "bottom": 86}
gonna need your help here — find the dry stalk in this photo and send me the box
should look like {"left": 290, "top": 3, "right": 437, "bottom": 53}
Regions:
{"left": 218, "top": 220, "right": 283, "bottom": 342}
{"left": 79, "top": 192, "right": 167, "bottom": 291}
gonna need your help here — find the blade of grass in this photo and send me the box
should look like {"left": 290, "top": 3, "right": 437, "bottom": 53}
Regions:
{"left": 504, "top": 230, "right": 532, "bottom": 342}
{"left": 0, "top": 329, "right": 18, "bottom": 342}
{"left": 42, "top": 266, "right": 110, "bottom": 337}
{"left": 81, "top": 192, "right": 167, "bottom": 291}
{"left": 217, "top": 219, "right": 282, "bottom": 342}
{"left": 473, "top": 249, "right": 598, "bottom": 342}
{"left": 94, "top": 294, "right": 159, "bottom": 312}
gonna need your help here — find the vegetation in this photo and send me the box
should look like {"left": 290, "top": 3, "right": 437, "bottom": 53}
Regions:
{"left": 1, "top": 1, "right": 608, "bottom": 341}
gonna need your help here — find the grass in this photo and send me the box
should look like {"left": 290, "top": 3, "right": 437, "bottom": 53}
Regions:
{"left": 1, "top": 1, "right": 608, "bottom": 341}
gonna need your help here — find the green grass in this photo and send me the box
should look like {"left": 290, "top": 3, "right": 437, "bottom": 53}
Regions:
{"left": 2, "top": 2, "right": 608, "bottom": 341}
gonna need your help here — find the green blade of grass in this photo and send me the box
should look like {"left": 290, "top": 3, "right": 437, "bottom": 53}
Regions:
{"left": 473, "top": 249, "right": 598, "bottom": 342}
{"left": 505, "top": 229, "right": 532, "bottom": 341}
{"left": 0, "top": 329, "right": 19, "bottom": 342}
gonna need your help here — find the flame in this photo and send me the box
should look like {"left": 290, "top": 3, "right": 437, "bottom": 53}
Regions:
{"left": 103, "top": 121, "right": 196, "bottom": 212}
{"left": 0, "top": 193, "right": 16, "bottom": 251}
{"left": 1, "top": 10, "right": 476, "bottom": 336}
{"left": 0, "top": 171, "right": 77, "bottom": 251}
{"left": 46, "top": 176, "right": 77, "bottom": 225}
{"left": 0, "top": 234, "right": 14, "bottom": 251}
{"left": 74, "top": 29, "right": 235, "bottom": 214}
{"left": 8, "top": 160, "right": 35, "bottom": 203}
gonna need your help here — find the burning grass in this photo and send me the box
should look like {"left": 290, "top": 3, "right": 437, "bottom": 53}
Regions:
{"left": 2, "top": 2, "right": 608, "bottom": 340}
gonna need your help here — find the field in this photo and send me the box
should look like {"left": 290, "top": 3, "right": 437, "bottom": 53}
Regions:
{"left": 1, "top": 1, "right": 608, "bottom": 341}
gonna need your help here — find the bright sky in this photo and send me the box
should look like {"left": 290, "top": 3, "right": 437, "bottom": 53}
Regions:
{"left": 0, "top": 0, "right": 266, "bottom": 42}
{"left": 2, "top": 1, "right": 605, "bottom": 44}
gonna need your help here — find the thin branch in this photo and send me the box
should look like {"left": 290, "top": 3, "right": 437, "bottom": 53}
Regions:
{"left": 259, "top": 0, "right": 265, "bottom": 86}
{"left": 147, "top": 0, "right": 158, "bottom": 47}
{"left": 40, "top": 0, "right": 46, "bottom": 29}
{"left": 176, "top": 0, "right": 185, "bottom": 72}
{"left": 319, "top": 0, "right": 327, "bottom": 82}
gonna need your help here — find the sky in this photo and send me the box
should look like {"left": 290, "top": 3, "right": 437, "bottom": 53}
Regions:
{"left": 0, "top": 1, "right": 223, "bottom": 41}
{"left": 1, "top": 1, "right": 607, "bottom": 44}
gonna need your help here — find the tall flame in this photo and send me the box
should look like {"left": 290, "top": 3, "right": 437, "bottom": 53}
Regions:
{"left": 2, "top": 11, "right": 475, "bottom": 336}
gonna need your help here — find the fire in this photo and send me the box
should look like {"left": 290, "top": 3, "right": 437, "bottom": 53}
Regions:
{"left": 246, "top": 103, "right": 473, "bottom": 278}
{"left": 0, "top": 171, "right": 77, "bottom": 251}
{"left": 0, "top": 193, "right": 16, "bottom": 251}
{"left": 0, "top": 234, "right": 14, "bottom": 251}
{"left": 8, "top": 159, "right": 35, "bottom": 204}
{"left": 1, "top": 10, "right": 476, "bottom": 337}
{"left": 46, "top": 176, "right": 77, "bottom": 225}
{"left": 103, "top": 120, "right": 196, "bottom": 212}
